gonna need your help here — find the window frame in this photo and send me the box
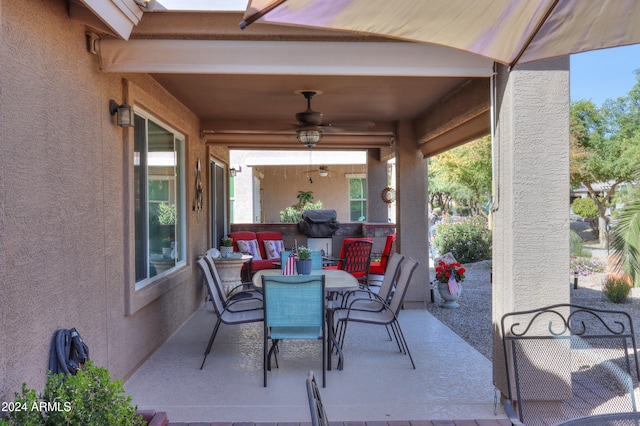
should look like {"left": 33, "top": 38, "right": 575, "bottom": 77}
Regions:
{"left": 125, "top": 108, "right": 189, "bottom": 315}
{"left": 348, "top": 174, "right": 367, "bottom": 222}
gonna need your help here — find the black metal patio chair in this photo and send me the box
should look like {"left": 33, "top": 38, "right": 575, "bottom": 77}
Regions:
{"left": 334, "top": 257, "right": 419, "bottom": 369}
{"left": 501, "top": 303, "right": 640, "bottom": 426}
{"left": 306, "top": 370, "right": 329, "bottom": 426}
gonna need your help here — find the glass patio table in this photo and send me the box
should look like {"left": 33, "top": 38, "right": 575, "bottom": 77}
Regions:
{"left": 252, "top": 269, "right": 358, "bottom": 371}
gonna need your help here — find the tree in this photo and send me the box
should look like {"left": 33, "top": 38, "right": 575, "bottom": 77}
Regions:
{"left": 571, "top": 197, "right": 599, "bottom": 235}
{"left": 610, "top": 167, "right": 640, "bottom": 287}
{"left": 295, "top": 191, "right": 314, "bottom": 210}
{"left": 570, "top": 72, "right": 640, "bottom": 245}
{"left": 429, "top": 136, "right": 492, "bottom": 216}
{"left": 428, "top": 164, "right": 455, "bottom": 212}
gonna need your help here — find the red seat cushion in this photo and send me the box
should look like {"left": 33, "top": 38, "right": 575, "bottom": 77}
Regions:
{"left": 369, "top": 261, "right": 384, "bottom": 275}
{"left": 369, "top": 234, "right": 396, "bottom": 274}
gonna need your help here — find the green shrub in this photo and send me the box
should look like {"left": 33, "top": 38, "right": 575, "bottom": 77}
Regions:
{"left": 432, "top": 216, "right": 491, "bottom": 263}
{"left": 602, "top": 274, "right": 632, "bottom": 304}
{"left": 0, "top": 362, "right": 144, "bottom": 426}
{"left": 571, "top": 197, "right": 598, "bottom": 218}
{"left": 570, "top": 230, "right": 584, "bottom": 257}
{"left": 0, "top": 383, "right": 44, "bottom": 426}
{"left": 279, "top": 200, "right": 323, "bottom": 223}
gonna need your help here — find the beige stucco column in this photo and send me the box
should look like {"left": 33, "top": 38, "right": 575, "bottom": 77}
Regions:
{"left": 395, "top": 121, "right": 430, "bottom": 306}
{"left": 492, "top": 57, "right": 571, "bottom": 393}
{"left": 366, "top": 149, "right": 390, "bottom": 223}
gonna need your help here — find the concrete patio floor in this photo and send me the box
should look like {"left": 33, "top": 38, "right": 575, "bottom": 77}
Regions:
{"left": 124, "top": 304, "right": 506, "bottom": 424}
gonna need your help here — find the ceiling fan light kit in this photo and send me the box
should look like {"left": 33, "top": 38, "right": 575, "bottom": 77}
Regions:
{"left": 296, "top": 129, "right": 322, "bottom": 147}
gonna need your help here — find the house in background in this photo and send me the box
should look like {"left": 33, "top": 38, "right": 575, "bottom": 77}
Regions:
{"left": 230, "top": 150, "right": 396, "bottom": 224}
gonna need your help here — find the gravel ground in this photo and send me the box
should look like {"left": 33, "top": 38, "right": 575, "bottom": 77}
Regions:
{"left": 424, "top": 258, "right": 640, "bottom": 362}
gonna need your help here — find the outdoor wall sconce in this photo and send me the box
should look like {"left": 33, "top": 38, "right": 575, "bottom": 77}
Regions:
{"left": 109, "top": 99, "right": 134, "bottom": 127}
{"left": 296, "top": 129, "right": 322, "bottom": 148}
{"left": 230, "top": 166, "right": 242, "bottom": 177}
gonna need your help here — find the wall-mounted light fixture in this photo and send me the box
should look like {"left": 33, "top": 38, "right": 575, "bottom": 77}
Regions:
{"left": 230, "top": 166, "right": 242, "bottom": 177}
{"left": 109, "top": 99, "right": 134, "bottom": 127}
{"left": 296, "top": 129, "right": 322, "bottom": 148}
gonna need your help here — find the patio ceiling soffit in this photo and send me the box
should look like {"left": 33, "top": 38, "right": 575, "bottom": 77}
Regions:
{"left": 97, "top": 37, "right": 493, "bottom": 151}
{"left": 416, "top": 78, "right": 491, "bottom": 158}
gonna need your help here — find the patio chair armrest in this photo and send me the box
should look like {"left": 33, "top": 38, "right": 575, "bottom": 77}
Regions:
{"left": 345, "top": 292, "right": 388, "bottom": 312}
{"left": 503, "top": 399, "right": 524, "bottom": 426}
{"left": 225, "top": 295, "right": 263, "bottom": 310}
{"left": 228, "top": 283, "right": 263, "bottom": 297}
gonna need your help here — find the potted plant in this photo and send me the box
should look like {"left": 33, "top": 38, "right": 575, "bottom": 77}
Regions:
{"left": 157, "top": 203, "right": 176, "bottom": 226}
{"left": 220, "top": 235, "right": 234, "bottom": 258}
{"left": 434, "top": 255, "right": 466, "bottom": 308}
{"left": 155, "top": 203, "right": 176, "bottom": 252}
{"left": 296, "top": 245, "right": 313, "bottom": 275}
{"left": 162, "top": 237, "right": 173, "bottom": 257}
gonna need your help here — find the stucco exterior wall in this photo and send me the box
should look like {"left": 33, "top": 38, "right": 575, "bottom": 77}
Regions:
{"left": 492, "top": 58, "right": 570, "bottom": 394}
{"left": 395, "top": 121, "right": 431, "bottom": 306}
{"left": 0, "top": 0, "right": 212, "bottom": 400}
{"left": 257, "top": 164, "right": 366, "bottom": 223}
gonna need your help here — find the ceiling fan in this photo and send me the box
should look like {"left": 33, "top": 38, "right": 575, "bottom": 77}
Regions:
{"left": 304, "top": 165, "right": 332, "bottom": 177}
{"left": 292, "top": 90, "right": 374, "bottom": 148}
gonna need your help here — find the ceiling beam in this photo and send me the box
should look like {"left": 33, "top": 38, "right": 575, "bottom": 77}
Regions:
{"left": 203, "top": 132, "right": 395, "bottom": 150}
{"left": 98, "top": 39, "right": 494, "bottom": 76}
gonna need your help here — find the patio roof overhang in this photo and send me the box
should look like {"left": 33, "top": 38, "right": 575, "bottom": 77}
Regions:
{"left": 77, "top": 7, "right": 494, "bottom": 155}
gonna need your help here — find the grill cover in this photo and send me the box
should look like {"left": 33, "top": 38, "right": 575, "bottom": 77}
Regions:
{"left": 298, "top": 210, "right": 340, "bottom": 238}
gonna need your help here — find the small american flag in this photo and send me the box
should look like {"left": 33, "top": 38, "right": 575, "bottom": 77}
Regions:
{"left": 447, "top": 275, "right": 460, "bottom": 295}
{"left": 284, "top": 250, "right": 297, "bottom": 275}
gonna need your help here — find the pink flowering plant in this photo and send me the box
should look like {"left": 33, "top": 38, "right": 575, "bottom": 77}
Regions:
{"left": 570, "top": 257, "right": 605, "bottom": 276}
{"left": 435, "top": 260, "right": 466, "bottom": 284}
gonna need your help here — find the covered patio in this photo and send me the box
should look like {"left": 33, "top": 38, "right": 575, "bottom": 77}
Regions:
{"left": 125, "top": 305, "right": 504, "bottom": 424}
{"left": 3, "top": 2, "right": 640, "bottom": 424}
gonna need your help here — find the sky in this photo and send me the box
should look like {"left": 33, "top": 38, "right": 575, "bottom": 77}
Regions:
{"left": 570, "top": 44, "right": 640, "bottom": 106}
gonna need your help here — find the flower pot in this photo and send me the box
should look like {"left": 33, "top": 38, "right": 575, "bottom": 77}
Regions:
{"left": 162, "top": 247, "right": 172, "bottom": 258}
{"left": 296, "top": 259, "right": 313, "bottom": 275}
{"left": 437, "top": 281, "right": 462, "bottom": 308}
{"left": 220, "top": 246, "right": 233, "bottom": 258}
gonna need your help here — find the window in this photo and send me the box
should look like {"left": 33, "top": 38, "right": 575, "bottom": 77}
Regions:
{"left": 349, "top": 177, "right": 367, "bottom": 221}
{"left": 229, "top": 175, "right": 235, "bottom": 224}
{"left": 134, "top": 112, "right": 186, "bottom": 288}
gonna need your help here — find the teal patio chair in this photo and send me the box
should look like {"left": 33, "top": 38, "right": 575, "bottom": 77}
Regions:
{"left": 262, "top": 274, "right": 326, "bottom": 387}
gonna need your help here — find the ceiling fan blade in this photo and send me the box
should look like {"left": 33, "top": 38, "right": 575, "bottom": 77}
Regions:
{"left": 324, "top": 121, "right": 376, "bottom": 129}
